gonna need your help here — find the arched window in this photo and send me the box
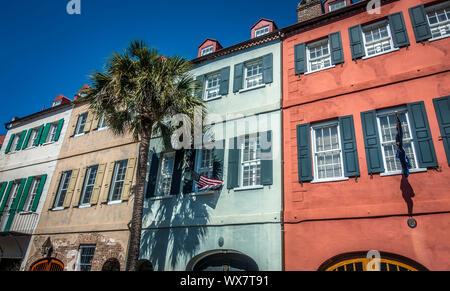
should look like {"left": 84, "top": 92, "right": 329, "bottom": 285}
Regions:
{"left": 30, "top": 258, "right": 64, "bottom": 271}
{"left": 318, "top": 251, "right": 428, "bottom": 271}
{"left": 187, "top": 250, "right": 259, "bottom": 271}
{"left": 101, "top": 258, "right": 121, "bottom": 271}
{"left": 136, "top": 259, "right": 154, "bottom": 271}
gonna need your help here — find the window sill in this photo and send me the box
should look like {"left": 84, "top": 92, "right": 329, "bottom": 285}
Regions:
{"left": 78, "top": 204, "right": 91, "bottom": 209}
{"left": 233, "top": 185, "right": 264, "bottom": 192}
{"left": 42, "top": 141, "right": 56, "bottom": 146}
{"left": 311, "top": 177, "right": 349, "bottom": 184}
{"left": 149, "top": 195, "right": 174, "bottom": 201}
{"left": 429, "top": 34, "right": 450, "bottom": 42}
{"left": 19, "top": 211, "right": 37, "bottom": 216}
{"left": 97, "top": 127, "right": 109, "bottom": 132}
{"left": 361, "top": 47, "right": 400, "bottom": 60}
{"left": 51, "top": 207, "right": 65, "bottom": 211}
{"left": 188, "top": 190, "right": 217, "bottom": 197}
{"left": 238, "top": 84, "right": 266, "bottom": 94}
{"left": 380, "top": 168, "right": 427, "bottom": 177}
{"left": 204, "top": 96, "right": 223, "bottom": 102}
{"left": 304, "top": 65, "right": 336, "bottom": 75}
{"left": 107, "top": 200, "right": 122, "bottom": 205}
{"left": 73, "top": 133, "right": 85, "bottom": 138}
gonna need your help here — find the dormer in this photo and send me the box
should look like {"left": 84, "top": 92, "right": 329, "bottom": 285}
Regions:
{"left": 251, "top": 19, "right": 278, "bottom": 39}
{"left": 198, "top": 39, "right": 223, "bottom": 58}
{"left": 52, "top": 94, "right": 71, "bottom": 107}
{"left": 324, "top": 0, "right": 352, "bottom": 13}
{"left": 74, "top": 84, "right": 90, "bottom": 101}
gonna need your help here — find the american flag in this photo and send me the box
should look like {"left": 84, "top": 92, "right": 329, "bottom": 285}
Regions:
{"left": 191, "top": 169, "right": 224, "bottom": 190}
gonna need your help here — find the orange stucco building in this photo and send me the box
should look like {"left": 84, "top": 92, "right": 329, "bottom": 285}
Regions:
{"left": 282, "top": 0, "right": 450, "bottom": 270}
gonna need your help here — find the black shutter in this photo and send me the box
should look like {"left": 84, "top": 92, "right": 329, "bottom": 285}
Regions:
{"left": 433, "top": 96, "right": 450, "bottom": 165}
{"left": 361, "top": 110, "right": 385, "bottom": 174}
{"left": 233, "top": 63, "right": 244, "bottom": 93}
{"left": 219, "top": 67, "right": 230, "bottom": 96}
{"left": 297, "top": 123, "right": 313, "bottom": 182}
{"left": 170, "top": 150, "right": 185, "bottom": 195}
{"left": 213, "top": 140, "right": 225, "bottom": 180}
{"left": 329, "top": 31, "right": 345, "bottom": 65}
{"left": 262, "top": 53, "right": 273, "bottom": 84}
{"left": 388, "top": 12, "right": 410, "bottom": 48}
{"left": 182, "top": 149, "right": 197, "bottom": 194}
{"left": 339, "top": 115, "right": 360, "bottom": 177}
{"left": 409, "top": 4, "right": 432, "bottom": 42}
{"left": 348, "top": 25, "right": 365, "bottom": 60}
{"left": 294, "top": 43, "right": 307, "bottom": 75}
{"left": 146, "top": 152, "right": 160, "bottom": 198}
{"left": 227, "top": 137, "right": 240, "bottom": 189}
{"left": 260, "top": 131, "right": 273, "bottom": 186}
{"left": 195, "top": 75, "right": 205, "bottom": 99}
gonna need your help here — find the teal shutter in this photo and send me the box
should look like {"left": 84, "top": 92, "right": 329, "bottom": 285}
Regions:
{"left": 219, "top": 67, "right": 230, "bottom": 96}
{"left": 170, "top": 150, "right": 185, "bottom": 195}
{"left": 0, "top": 182, "right": 7, "bottom": 205}
{"left": 294, "top": 43, "right": 307, "bottom": 75}
{"left": 433, "top": 96, "right": 450, "bottom": 165}
{"left": 388, "top": 12, "right": 410, "bottom": 48}
{"left": 54, "top": 119, "right": 65, "bottom": 142}
{"left": 348, "top": 25, "right": 365, "bottom": 60}
{"left": 227, "top": 137, "right": 240, "bottom": 189}
{"left": 233, "top": 63, "right": 244, "bottom": 93}
{"left": 31, "top": 174, "right": 47, "bottom": 212}
{"left": 195, "top": 75, "right": 205, "bottom": 99}
{"left": 297, "top": 123, "right": 313, "bottom": 182}
{"left": 4, "top": 134, "right": 15, "bottom": 154}
{"left": 4, "top": 179, "right": 26, "bottom": 231}
{"left": 39, "top": 123, "right": 51, "bottom": 145}
{"left": 16, "top": 130, "right": 28, "bottom": 151}
{"left": 0, "top": 181, "right": 14, "bottom": 217}
{"left": 145, "top": 152, "right": 160, "bottom": 198}
{"left": 339, "top": 115, "right": 360, "bottom": 177}
{"left": 329, "top": 31, "right": 344, "bottom": 65}
{"left": 260, "top": 131, "right": 273, "bottom": 186}
{"left": 407, "top": 102, "right": 438, "bottom": 168}
{"left": 34, "top": 125, "right": 44, "bottom": 147}
{"left": 17, "top": 176, "right": 34, "bottom": 212}
{"left": 262, "top": 53, "right": 273, "bottom": 84}
{"left": 361, "top": 110, "right": 385, "bottom": 174}
{"left": 409, "top": 4, "right": 432, "bottom": 42}
{"left": 22, "top": 129, "right": 33, "bottom": 150}
{"left": 213, "top": 140, "right": 225, "bottom": 181}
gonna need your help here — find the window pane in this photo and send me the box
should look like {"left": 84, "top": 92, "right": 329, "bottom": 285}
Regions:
{"left": 313, "top": 124, "right": 343, "bottom": 180}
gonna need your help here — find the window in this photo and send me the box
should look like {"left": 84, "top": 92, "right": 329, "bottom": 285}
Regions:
{"left": 426, "top": 3, "right": 450, "bottom": 40}
{"left": 77, "top": 245, "right": 96, "bottom": 271}
{"left": 241, "top": 135, "right": 261, "bottom": 187}
{"left": 46, "top": 123, "right": 58, "bottom": 143}
{"left": 376, "top": 109, "right": 420, "bottom": 174}
{"left": 79, "top": 165, "right": 99, "bottom": 206}
{"left": 23, "top": 178, "right": 41, "bottom": 212}
{"left": 307, "top": 39, "right": 332, "bottom": 73}
{"left": 0, "top": 182, "right": 20, "bottom": 230}
{"left": 52, "top": 100, "right": 62, "bottom": 107}
{"left": 194, "top": 149, "right": 214, "bottom": 192}
{"left": 362, "top": 21, "right": 395, "bottom": 57}
{"left": 53, "top": 170, "right": 72, "bottom": 208}
{"left": 255, "top": 26, "right": 270, "bottom": 37}
{"left": 108, "top": 160, "right": 128, "bottom": 202}
{"left": 155, "top": 152, "right": 175, "bottom": 196}
{"left": 204, "top": 73, "right": 221, "bottom": 100}
{"left": 74, "top": 113, "right": 88, "bottom": 136}
{"left": 27, "top": 129, "right": 39, "bottom": 148}
{"left": 10, "top": 135, "right": 20, "bottom": 152}
{"left": 244, "top": 59, "right": 263, "bottom": 90}
{"left": 329, "top": 0, "right": 347, "bottom": 12}
{"left": 311, "top": 122, "right": 344, "bottom": 181}
{"left": 97, "top": 115, "right": 109, "bottom": 130}
{"left": 201, "top": 46, "right": 213, "bottom": 56}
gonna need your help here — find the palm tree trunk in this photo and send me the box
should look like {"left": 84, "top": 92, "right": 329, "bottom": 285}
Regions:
{"left": 126, "top": 123, "right": 153, "bottom": 271}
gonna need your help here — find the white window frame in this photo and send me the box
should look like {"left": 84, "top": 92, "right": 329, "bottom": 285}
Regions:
{"left": 310, "top": 120, "right": 346, "bottom": 183}
{"left": 74, "top": 112, "right": 88, "bottom": 136}
{"left": 306, "top": 38, "right": 334, "bottom": 74}
{"left": 23, "top": 177, "right": 41, "bottom": 213}
{"left": 426, "top": 2, "right": 450, "bottom": 41}
{"left": 155, "top": 152, "right": 176, "bottom": 197}
{"left": 53, "top": 170, "right": 72, "bottom": 209}
{"left": 192, "top": 149, "right": 215, "bottom": 193}
{"left": 204, "top": 72, "right": 221, "bottom": 101}
{"left": 240, "top": 135, "right": 262, "bottom": 188}
{"left": 97, "top": 115, "right": 109, "bottom": 131}
{"left": 329, "top": 0, "right": 347, "bottom": 12}
{"left": 361, "top": 20, "right": 397, "bottom": 59}
{"left": 108, "top": 160, "right": 128, "bottom": 202}
{"left": 201, "top": 46, "right": 214, "bottom": 56}
{"left": 27, "top": 128, "right": 39, "bottom": 148}
{"left": 255, "top": 26, "right": 270, "bottom": 37}
{"left": 0, "top": 182, "right": 20, "bottom": 230}
{"left": 79, "top": 165, "right": 99, "bottom": 206}
{"left": 76, "top": 245, "right": 96, "bottom": 271}
{"left": 10, "top": 135, "right": 20, "bottom": 153}
{"left": 375, "top": 107, "right": 426, "bottom": 176}
{"left": 45, "top": 123, "right": 58, "bottom": 144}
{"left": 244, "top": 59, "right": 264, "bottom": 90}
{"left": 52, "top": 100, "right": 62, "bottom": 107}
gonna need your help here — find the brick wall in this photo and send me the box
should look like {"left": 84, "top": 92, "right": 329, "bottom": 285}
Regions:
{"left": 297, "top": 0, "right": 323, "bottom": 23}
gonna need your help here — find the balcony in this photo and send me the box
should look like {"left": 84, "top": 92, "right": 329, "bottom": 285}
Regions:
{"left": 0, "top": 212, "right": 39, "bottom": 235}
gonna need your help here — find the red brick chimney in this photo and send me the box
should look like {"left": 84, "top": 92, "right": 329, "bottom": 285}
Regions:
{"left": 297, "top": 0, "right": 323, "bottom": 23}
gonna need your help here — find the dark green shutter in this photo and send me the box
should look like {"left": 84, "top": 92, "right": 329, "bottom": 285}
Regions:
{"left": 233, "top": 63, "right": 244, "bottom": 93}
{"left": 17, "top": 176, "right": 34, "bottom": 213}
{"left": 146, "top": 152, "right": 160, "bottom": 198}
{"left": 4, "top": 179, "right": 26, "bottom": 231}
{"left": 31, "top": 174, "right": 47, "bottom": 212}
{"left": 297, "top": 123, "right": 313, "bottom": 182}
{"left": 170, "top": 150, "right": 185, "bottom": 195}
{"left": 294, "top": 43, "right": 307, "bottom": 75}
{"left": 260, "top": 131, "right": 273, "bottom": 186}
{"left": 339, "top": 115, "right": 360, "bottom": 177}
{"left": 4, "top": 134, "right": 15, "bottom": 154}
{"left": 0, "top": 182, "right": 7, "bottom": 205}
{"left": 195, "top": 75, "right": 205, "bottom": 99}
{"left": 219, "top": 67, "right": 230, "bottom": 96}
{"left": 227, "top": 137, "right": 240, "bottom": 189}
{"left": 388, "top": 12, "right": 410, "bottom": 48}
{"left": 329, "top": 31, "right": 344, "bottom": 65}
{"left": 39, "top": 123, "right": 51, "bottom": 145}
{"left": 22, "top": 129, "right": 33, "bottom": 150}
{"left": 182, "top": 149, "right": 197, "bottom": 194}
{"left": 262, "top": 53, "right": 273, "bottom": 84}
{"left": 34, "top": 125, "right": 44, "bottom": 147}
{"left": 348, "top": 25, "right": 365, "bottom": 60}
{"left": 0, "top": 181, "right": 14, "bottom": 217}
{"left": 54, "top": 119, "right": 65, "bottom": 142}
{"left": 407, "top": 101, "right": 438, "bottom": 168}
{"left": 361, "top": 110, "right": 385, "bottom": 174}
{"left": 16, "top": 130, "right": 28, "bottom": 151}
{"left": 409, "top": 4, "right": 432, "bottom": 42}
{"left": 213, "top": 140, "right": 225, "bottom": 181}
{"left": 433, "top": 96, "right": 450, "bottom": 165}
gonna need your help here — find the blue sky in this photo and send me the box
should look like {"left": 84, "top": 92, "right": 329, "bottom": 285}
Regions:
{"left": 0, "top": 0, "right": 309, "bottom": 135}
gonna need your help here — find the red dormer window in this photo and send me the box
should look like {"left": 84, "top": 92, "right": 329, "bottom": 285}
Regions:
{"left": 52, "top": 94, "right": 71, "bottom": 107}
{"left": 251, "top": 19, "right": 278, "bottom": 39}
{"left": 324, "top": 0, "right": 352, "bottom": 13}
{"left": 198, "top": 39, "right": 223, "bottom": 58}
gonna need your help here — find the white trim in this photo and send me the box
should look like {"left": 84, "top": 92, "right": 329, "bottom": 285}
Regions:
{"left": 380, "top": 168, "right": 427, "bottom": 177}
{"left": 304, "top": 65, "right": 336, "bottom": 75}
{"left": 306, "top": 38, "right": 333, "bottom": 74}
{"left": 51, "top": 207, "right": 65, "bottom": 211}
{"left": 78, "top": 204, "right": 92, "bottom": 209}
{"left": 361, "top": 47, "right": 399, "bottom": 60}
{"left": 201, "top": 45, "right": 214, "bottom": 56}
{"left": 149, "top": 196, "right": 173, "bottom": 201}
{"left": 233, "top": 185, "right": 264, "bottom": 191}
{"left": 310, "top": 177, "right": 349, "bottom": 184}
{"left": 429, "top": 34, "right": 450, "bottom": 42}
{"left": 238, "top": 84, "right": 266, "bottom": 93}
{"left": 107, "top": 200, "right": 122, "bottom": 205}
{"left": 255, "top": 26, "right": 270, "bottom": 38}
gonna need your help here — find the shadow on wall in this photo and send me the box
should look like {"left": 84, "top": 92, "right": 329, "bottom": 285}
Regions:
{"left": 400, "top": 176, "right": 415, "bottom": 216}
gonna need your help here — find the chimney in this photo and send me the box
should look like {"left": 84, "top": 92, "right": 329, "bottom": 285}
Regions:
{"left": 297, "top": 0, "right": 323, "bottom": 23}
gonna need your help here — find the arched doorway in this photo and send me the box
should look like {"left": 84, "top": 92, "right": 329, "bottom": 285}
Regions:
{"left": 101, "top": 258, "right": 121, "bottom": 271}
{"left": 187, "top": 250, "right": 259, "bottom": 271}
{"left": 30, "top": 258, "right": 64, "bottom": 271}
{"left": 318, "top": 251, "right": 428, "bottom": 271}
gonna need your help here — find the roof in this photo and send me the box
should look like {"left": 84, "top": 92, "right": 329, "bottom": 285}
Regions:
{"left": 198, "top": 38, "right": 222, "bottom": 48}
{"left": 0, "top": 135, "right": 5, "bottom": 145}
{"left": 250, "top": 18, "right": 278, "bottom": 30}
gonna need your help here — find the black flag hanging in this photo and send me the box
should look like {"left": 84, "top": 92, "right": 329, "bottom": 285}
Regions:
{"left": 395, "top": 112, "right": 412, "bottom": 178}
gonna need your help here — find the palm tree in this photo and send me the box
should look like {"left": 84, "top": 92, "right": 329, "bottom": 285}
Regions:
{"left": 85, "top": 40, "right": 204, "bottom": 271}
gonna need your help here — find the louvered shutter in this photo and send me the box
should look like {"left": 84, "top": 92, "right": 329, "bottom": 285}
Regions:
{"left": 294, "top": 43, "right": 307, "bottom": 75}
{"left": 262, "top": 53, "right": 273, "bottom": 84}
{"left": 90, "top": 164, "right": 106, "bottom": 204}
{"left": 348, "top": 25, "right": 365, "bottom": 60}
{"left": 361, "top": 110, "right": 385, "bottom": 174}
{"left": 339, "top": 115, "right": 360, "bottom": 177}
{"left": 433, "top": 96, "right": 450, "bottom": 165}
{"left": 121, "top": 158, "right": 137, "bottom": 201}
{"left": 63, "top": 169, "right": 79, "bottom": 208}
{"left": 388, "top": 12, "right": 410, "bottom": 48}
{"left": 219, "top": 67, "right": 230, "bottom": 95}
{"left": 409, "top": 4, "right": 432, "bottom": 42}
{"left": 329, "top": 31, "right": 344, "bottom": 65}
{"left": 233, "top": 63, "right": 244, "bottom": 93}
{"left": 31, "top": 174, "right": 47, "bottom": 212}
{"left": 297, "top": 124, "right": 313, "bottom": 182}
